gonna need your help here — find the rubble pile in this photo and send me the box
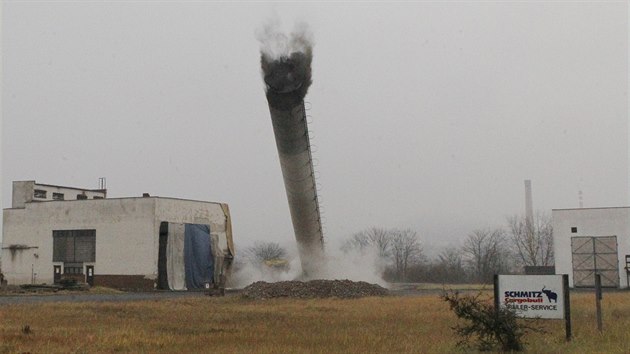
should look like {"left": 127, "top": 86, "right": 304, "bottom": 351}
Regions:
{"left": 242, "top": 279, "right": 389, "bottom": 300}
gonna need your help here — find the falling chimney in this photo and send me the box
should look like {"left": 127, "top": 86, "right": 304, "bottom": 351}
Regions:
{"left": 260, "top": 29, "right": 324, "bottom": 278}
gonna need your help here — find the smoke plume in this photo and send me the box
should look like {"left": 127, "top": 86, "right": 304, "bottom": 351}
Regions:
{"left": 257, "top": 20, "right": 314, "bottom": 108}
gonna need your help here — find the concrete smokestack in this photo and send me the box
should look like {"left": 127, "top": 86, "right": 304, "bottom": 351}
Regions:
{"left": 259, "top": 24, "right": 324, "bottom": 277}
{"left": 524, "top": 179, "right": 533, "bottom": 225}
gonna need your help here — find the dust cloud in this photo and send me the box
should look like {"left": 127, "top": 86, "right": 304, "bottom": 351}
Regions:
{"left": 230, "top": 244, "right": 389, "bottom": 289}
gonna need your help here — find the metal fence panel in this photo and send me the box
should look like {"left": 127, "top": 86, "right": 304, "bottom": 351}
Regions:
{"left": 571, "top": 236, "right": 619, "bottom": 288}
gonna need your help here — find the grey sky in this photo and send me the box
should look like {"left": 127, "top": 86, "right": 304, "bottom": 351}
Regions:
{"left": 2, "top": 2, "right": 628, "bottom": 253}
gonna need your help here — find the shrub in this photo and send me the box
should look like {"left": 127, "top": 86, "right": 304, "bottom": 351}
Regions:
{"left": 441, "top": 290, "right": 540, "bottom": 352}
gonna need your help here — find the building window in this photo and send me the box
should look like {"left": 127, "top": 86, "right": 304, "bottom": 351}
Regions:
{"left": 52, "top": 193, "right": 64, "bottom": 201}
{"left": 93, "top": 196, "right": 104, "bottom": 199}
{"left": 34, "top": 189, "right": 47, "bottom": 198}
{"left": 64, "top": 263, "right": 84, "bottom": 275}
{"left": 77, "top": 194, "right": 88, "bottom": 200}
{"left": 53, "top": 229, "right": 96, "bottom": 262}
{"left": 571, "top": 227, "right": 578, "bottom": 233}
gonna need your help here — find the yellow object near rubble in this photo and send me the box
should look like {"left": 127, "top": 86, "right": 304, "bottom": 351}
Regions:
{"left": 264, "top": 259, "right": 289, "bottom": 269}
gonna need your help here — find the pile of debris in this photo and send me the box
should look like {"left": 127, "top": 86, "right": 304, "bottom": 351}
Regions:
{"left": 242, "top": 279, "right": 389, "bottom": 300}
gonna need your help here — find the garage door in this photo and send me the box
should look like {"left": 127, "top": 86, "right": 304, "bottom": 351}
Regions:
{"left": 571, "top": 236, "right": 619, "bottom": 288}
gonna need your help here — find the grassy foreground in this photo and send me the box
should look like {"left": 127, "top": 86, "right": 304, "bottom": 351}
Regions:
{"left": 1, "top": 292, "right": 629, "bottom": 353}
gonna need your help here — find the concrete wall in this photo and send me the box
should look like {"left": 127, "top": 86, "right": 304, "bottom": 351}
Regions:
{"left": 11, "top": 181, "right": 34, "bottom": 208}
{"left": 552, "top": 207, "right": 630, "bottom": 288}
{"left": 2, "top": 196, "right": 230, "bottom": 287}
{"left": 12, "top": 181, "right": 106, "bottom": 208}
{"left": 2, "top": 198, "right": 156, "bottom": 285}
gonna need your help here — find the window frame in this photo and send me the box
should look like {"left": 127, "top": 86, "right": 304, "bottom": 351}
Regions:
{"left": 52, "top": 229, "right": 96, "bottom": 262}
{"left": 52, "top": 192, "right": 65, "bottom": 201}
{"left": 34, "top": 189, "right": 47, "bottom": 198}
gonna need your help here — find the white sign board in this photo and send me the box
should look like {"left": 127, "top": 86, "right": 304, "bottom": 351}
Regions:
{"left": 497, "top": 275, "right": 565, "bottom": 319}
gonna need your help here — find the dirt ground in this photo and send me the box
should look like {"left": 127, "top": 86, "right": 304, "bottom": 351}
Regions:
{"left": 0, "top": 281, "right": 486, "bottom": 305}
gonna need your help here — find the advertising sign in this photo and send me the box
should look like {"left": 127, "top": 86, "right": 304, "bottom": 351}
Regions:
{"left": 496, "top": 275, "right": 565, "bottom": 319}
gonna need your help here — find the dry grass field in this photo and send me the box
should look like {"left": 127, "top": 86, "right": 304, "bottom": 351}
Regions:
{"left": 1, "top": 291, "right": 629, "bottom": 353}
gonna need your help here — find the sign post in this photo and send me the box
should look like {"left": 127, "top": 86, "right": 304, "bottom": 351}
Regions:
{"left": 563, "top": 274, "right": 571, "bottom": 341}
{"left": 496, "top": 274, "right": 571, "bottom": 341}
{"left": 595, "top": 273, "right": 603, "bottom": 332}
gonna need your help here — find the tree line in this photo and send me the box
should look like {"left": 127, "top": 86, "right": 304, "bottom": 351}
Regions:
{"left": 242, "top": 211, "right": 553, "bottom": 284}
{"left": 345, "top": 211, "right": 552, "bottom": 283}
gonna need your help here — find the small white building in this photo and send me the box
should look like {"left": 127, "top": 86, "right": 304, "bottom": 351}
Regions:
{"left": 552, "top": 207, "right": 630, "bottom": 288}
{"left": 2, "top": 181, "right": 234, "bottom": 290}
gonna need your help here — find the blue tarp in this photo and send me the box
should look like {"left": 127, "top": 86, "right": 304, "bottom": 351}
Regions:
{"left": 184, "top": 224, "right": 213, "bottom": 289}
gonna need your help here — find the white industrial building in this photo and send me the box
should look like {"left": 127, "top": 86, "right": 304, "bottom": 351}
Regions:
{"left": 1, "top": 181, "right": 234, "bottom": 290}
{"left": 552, "top": 207, "right": 630, "bottom": 289}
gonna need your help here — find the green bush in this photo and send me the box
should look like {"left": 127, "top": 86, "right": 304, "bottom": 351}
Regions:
{"left": 441, "top": 290, "right": 540, "bottom": 352}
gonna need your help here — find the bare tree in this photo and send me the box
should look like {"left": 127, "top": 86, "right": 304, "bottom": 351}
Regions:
{"left": 462, "top": 228, "right": 510, "bottom": 283}
{"left": 507, "top": 211, "right": 553, "bottom": 267}
{"left": 413, "top": 246, "right": 468, "bottom": 284}
{"left": 341, "top": 227, "right": 423, "bottom": 281}
{"left": 341, "top": 226, "right": 391, "bottom": 259}
{"left": 437, "top": 247, "right": 468, "bottom": 283}
{"left": 244, "top": 241, "right": 288, "bottom": 265}
{"left": 438, "top": 247, "right": 464, "bottom": 270}
{"left": 390, "top": 228, "right": 423, "bottom": 282}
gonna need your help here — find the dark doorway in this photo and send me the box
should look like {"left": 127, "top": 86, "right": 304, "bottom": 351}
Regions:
{"left": 157, "top": 222, "right": 169, "bottom": 290}
{"left": 86, "top": 265, "right": 94, "bottom": 286}
{"left": 53, "top": 265, "right": 61, "bottom": 284}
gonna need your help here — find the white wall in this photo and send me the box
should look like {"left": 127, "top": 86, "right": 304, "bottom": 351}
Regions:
{"left": 2, "top": 198, "right": 155, "bottom": 284}
{"left": 2, "top": 196, "right": 231, "bottom": 285}
{"left": 11, "top": 181, "right": 34, "bottom": 208}
{"left": 11, "top": 181, "right": 106, "bottom": 208}
{"left": 552, "top": 207, "right": 630, "bottom": 288}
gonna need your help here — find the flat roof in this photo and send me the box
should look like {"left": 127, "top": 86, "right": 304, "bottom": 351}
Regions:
{"left": 552, "top": 206, "right": 630, "bottom": 211}
{"left": 3, "top": 196, "right": 226, "bottom": 210}
{"left": 26, "top": 181, "right": 106, "bottom": 193}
